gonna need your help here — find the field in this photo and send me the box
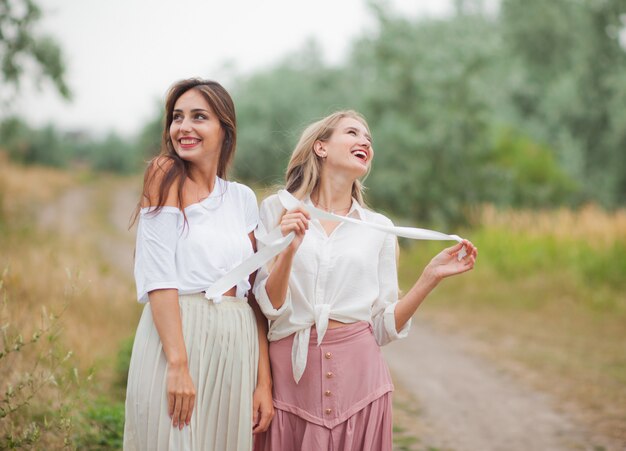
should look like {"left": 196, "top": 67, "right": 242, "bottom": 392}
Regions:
{"left": 1, "top": 158, "right": 625, "bottom": 448}
{"left": 397, "top": 204, "right": 626, "bottom": 445}
{"left": 0, "top": 158, "right": 140, "bottom": 448}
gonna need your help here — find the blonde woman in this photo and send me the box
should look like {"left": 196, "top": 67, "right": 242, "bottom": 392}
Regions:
{"left": 253, "top": 111, "right": 477, "bottom": 450}
{"left": 124, "top": 79, "right": 273, "bottom": 451}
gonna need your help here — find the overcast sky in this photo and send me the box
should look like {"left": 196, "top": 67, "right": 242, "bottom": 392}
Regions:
{"left": 13, "top": 0, "right": 458, "bottom": 136}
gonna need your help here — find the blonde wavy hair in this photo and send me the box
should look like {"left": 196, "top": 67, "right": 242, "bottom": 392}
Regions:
{"left": 285, "top": 110, "right": 370, "bottom": 204}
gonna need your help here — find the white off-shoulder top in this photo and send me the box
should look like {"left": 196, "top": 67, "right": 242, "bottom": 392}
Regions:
{"left": 134, "top": 177, "right": 258, "bottom": 303}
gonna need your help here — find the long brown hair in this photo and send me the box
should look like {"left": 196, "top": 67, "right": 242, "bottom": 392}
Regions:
{"left": 131, "top": 78, "right": 237, "bottom": 225}
{"left": 285, "top": 110, "right": 369, "bottom": 204}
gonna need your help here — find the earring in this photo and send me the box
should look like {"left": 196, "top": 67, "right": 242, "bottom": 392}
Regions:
{"left": 315, "top": 143, "right": 326, "bottom": 159}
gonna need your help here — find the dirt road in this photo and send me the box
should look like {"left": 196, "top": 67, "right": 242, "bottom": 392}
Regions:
{"left": 383, "top": 320, "right": 609, "bottom": 451}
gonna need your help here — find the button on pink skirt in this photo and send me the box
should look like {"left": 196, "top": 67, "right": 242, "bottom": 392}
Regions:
{"left": 255, "top": 322, "right": 394, "bottom": 451}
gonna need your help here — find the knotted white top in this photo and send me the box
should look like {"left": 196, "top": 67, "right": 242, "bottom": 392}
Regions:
{"left": 133, "top": 178, "right": 258, "bottom": 303}
{"left": 253, "top": 193, "right": 411, "bottom": 383}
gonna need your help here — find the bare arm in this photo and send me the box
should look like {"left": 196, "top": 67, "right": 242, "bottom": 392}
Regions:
{"left": 393, "top": 270, "right": 439, "bottom": 331}
{"left": 247, "top": 232, "right": 275, "bottom": 433}
{"left": 394, "top": 240, "right": 478, "bottom": 331}
{"left": 149, "top": 289, "right": 196, "bottom": 429}
{"left": 141, "top": 159, "right": 195, "bottom": 429}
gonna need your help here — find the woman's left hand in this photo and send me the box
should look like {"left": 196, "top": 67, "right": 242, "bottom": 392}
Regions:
{"left": 252, "top": 383, "right": 275, "bottom": 434}
{"left": 424, "top": 239, "right": 478, "bottom": 282}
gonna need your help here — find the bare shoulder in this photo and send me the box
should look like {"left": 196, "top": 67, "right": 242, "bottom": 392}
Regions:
{"left": 149, "top": 156, "right": 175, "bottom": 174}
{"left": 141, "top": 156, "right": 181, "bottom": 208}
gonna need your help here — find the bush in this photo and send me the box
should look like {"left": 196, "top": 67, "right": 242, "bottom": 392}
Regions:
{"left": 0, "top": 269, "right": 81, "bottom": 449}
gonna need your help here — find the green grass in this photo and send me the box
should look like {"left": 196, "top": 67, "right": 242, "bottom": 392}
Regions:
{"left": 73, "top": 400, "right": 125, "bottom": 450}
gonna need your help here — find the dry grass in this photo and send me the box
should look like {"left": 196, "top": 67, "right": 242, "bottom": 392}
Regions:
{"left": 2, "top": 234, "right": 139, "bottom": 375}
{"left": 0, "top": 153, "right": 75, "bottom": 218}
{"left": 1, "top": 160, "right": 141, "bottom": 447}
{"left": 473, "top": 203, "right": 626, "bottom": 247}
{"left": 1, "top": 160, "right": 140, "bottom": 377}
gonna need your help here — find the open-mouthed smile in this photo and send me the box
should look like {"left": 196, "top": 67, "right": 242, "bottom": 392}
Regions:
{"left": 179, "top": 138, "right": 201, "bottom": 149}
{"left": 351, "top": 148, "right": 369, "bottom": 163}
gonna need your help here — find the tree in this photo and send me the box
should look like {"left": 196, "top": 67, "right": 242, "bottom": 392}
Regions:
{"left": 0, "top": 0, "right": 70, "bottom": 104}
{"left": 230, "top": 1, "right": 585, "bottom": 223}
{"left": 136, "top": 102, "right": 163, "bottom": 162}
{"left": 233, "top": 40, "right": 355, "bottom": 185}
{"left": 499, "top": 0, "right": 626, "bottom": 206}
{"left": 346, "top": 4, "right": 501, "bottom": 225}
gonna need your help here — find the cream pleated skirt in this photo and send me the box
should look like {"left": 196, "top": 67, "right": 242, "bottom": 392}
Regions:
{"left": 123, "top": 294, "right": 259, "bottom": 451}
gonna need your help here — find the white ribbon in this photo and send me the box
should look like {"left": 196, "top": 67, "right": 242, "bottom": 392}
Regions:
{"left": 278, "top": 189, "right": 466, "bottom": 247}
{"left": 205, "top": 189, "right": 466, "bottom": 300}
{"left": 203, "top": 228, "right": 295, "bottom": 300}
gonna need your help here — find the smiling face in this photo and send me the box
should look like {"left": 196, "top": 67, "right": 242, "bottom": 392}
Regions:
{"left": 317, "top": 116, "right": 373, "bottom": 178}
{"left": 169, "top": 88, "right": 224, "bottom": 167}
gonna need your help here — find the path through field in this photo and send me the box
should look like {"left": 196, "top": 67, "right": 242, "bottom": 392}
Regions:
{"left": 40, "top": 180, "right": 621, "bottom": 451}
{"left": 383, "top": 321, "right": 609, "bottom": 450}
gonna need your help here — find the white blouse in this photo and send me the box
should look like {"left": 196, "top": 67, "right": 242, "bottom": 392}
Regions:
{"left": 253, "top": 193, "right": 411, "bottom": 382}
{"left": 134, "top": 177, "right": 258, "bottom": 303}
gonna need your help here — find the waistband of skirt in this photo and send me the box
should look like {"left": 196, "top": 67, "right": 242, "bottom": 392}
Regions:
{"left": 178, "top": 293, "right": 248, "bottom": 304}
{"left": 309, "top": 321, "right": 372, "bottom": 344}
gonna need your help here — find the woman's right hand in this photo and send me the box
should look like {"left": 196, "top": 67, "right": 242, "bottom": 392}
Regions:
{"left": 280, "top": 206, "right": 310, "bottom": 252}
{"left": 167, "top": 362, "right": 196, "bottom": 430}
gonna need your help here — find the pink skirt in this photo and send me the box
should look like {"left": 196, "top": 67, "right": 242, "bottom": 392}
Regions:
{"left": 255, "top": 322, "right": 394, "bottom": 451}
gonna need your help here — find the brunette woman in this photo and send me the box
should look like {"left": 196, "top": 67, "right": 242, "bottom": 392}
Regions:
{"left": 124, "top": 79, "right": 273, "bottom": 451}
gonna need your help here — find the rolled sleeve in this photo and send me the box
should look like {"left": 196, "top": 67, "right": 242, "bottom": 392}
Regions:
{"left": 253, "top": 275, "right": 291, "bottom": 320}
{"left": 371, "top": 232, "right": 411, "bottom": 345}
{"left": 379, "top": 302, "right": 411, "bottom": 343}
